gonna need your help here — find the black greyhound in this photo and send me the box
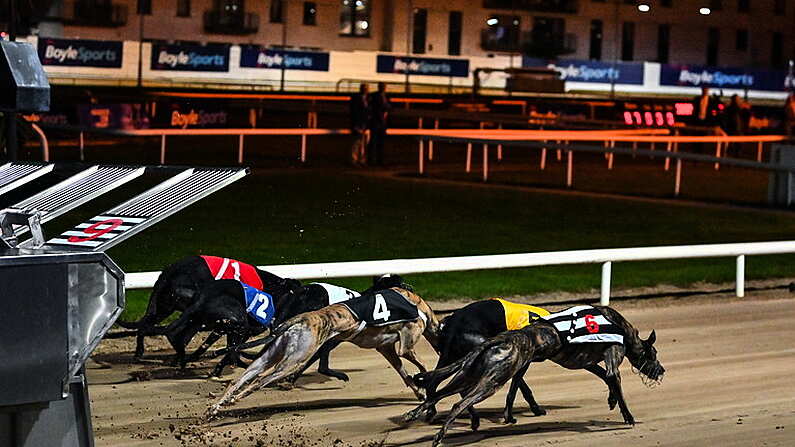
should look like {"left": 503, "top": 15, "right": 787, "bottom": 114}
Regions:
{"left": 114, "top": 255, "right": 288, "bottom": 358}
{"left": 164, "top": 275, "right": 408, "bottom": 378}
{"left": 403, "top": 321, "right": 562, "bottom": 447}
{"left": 415, "top": 303, "right": 664, "bottom": 430}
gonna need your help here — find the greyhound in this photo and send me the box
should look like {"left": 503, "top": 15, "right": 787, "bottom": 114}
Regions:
{"left": 403, "top": 321, "right": 562, "bottom": 447}
{"left": 113, "top": 255, "right": 290, "bottom": 359}
{"left": 415, "top": 304, "right": 664, "bottom": 431}
{"left": 206, "top": 287, "right": 441, "bottom": 418}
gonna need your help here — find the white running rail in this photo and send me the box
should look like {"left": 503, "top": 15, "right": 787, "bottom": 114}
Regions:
{"left": 124, "top": 240, "right": 795, "bottom": 305}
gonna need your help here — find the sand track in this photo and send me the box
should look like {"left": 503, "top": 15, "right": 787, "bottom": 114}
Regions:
{"left": 89, "top": 291, "right": 795, "bottom": 446}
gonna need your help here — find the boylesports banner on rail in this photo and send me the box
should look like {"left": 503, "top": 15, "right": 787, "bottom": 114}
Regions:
{"left": 376, "top": 55, "right": 470, "bottom": 77}
{"left": 150, "top": 43, "right": 230, "bottom": 72}
{"left": 660, "top": 64, "right": 790, "bottom": 91}
{"left": 523, "top": 57, "right": 644, "bottom": 85}
{"left": 240, "top": 47, "right": 330, "bottom": 71}
{"left": 37, "top": 37, "right": 123, "bottom": 68}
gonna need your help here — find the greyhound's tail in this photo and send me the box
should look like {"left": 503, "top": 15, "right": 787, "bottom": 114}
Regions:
{"left": 115, "top": 269, "right": 174, "bottom": 329}
{"left": 413, "top": 354, "right": 469, "bottom": 390}
{"left": 211, "top": 324, "right": 287, "bottom": 358}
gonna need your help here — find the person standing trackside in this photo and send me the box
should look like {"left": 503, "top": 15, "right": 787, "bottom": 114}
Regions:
{"left": 350, "top": 84, "right": 370, "bottom": 166}
{"left": 368, "top": 82, "right": 391, "bottom": 166}
{"left": 785, "top": 93, "right": 795, "bottom": 140}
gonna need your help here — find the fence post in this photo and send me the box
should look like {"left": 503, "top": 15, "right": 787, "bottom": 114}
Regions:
{"left": 757, "top": 141, "right": 763, "bottom": 162}
{"left": 664, "top": 140, "right": 672, "bottom": 171}
{"left": 466, "top": 143, "right": 472, "bottom": 173}
{"left": 540, "top": 147, "right": 547, "bottom": 170}
{"left": 674, "top": 159, "right": 682, "bottom": 196}
{"left": 607, "top": 140, "right": 615, "bottom": 170}
{"left": 419, "top": 139, "right": 425, "bottom": 175}
{"left": 601, "top": 261, "right": 612, "bottom": 306}
{"left": 160, "top": 135, "right": 167, "bottom": 164}
{"left": 736, "top": 255, "right": 745, "bottom": 298}
{"left": 482, "top": 144, "right": 489, "bottom": 182}
{"left": 714, "top": 141, "right": 722, "bottom": 170}
{"left": 238, "top": 134, "right": 245, "bottom": 164}
{"left": 301, "top": 134, "right": 307, "bottom": 163}
{"left": 429, "top": 118, "right": 438, "bottom": 161}
{"left": 497, "top": 123, "right": 503, "bottom": 161}
{"left": 566, "top": 150, "right": 573, "bottom": 187}
{"left": 79, "top": 131, "right": 85, "bottom": 161}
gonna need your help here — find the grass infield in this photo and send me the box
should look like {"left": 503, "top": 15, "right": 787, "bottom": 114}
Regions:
{"left": 110, "top": 168, "right": 795, "bottom": 321}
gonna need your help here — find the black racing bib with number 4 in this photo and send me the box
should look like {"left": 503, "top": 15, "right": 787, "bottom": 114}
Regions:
{"left": 342, "top": 289, "right": 421, "bottom": 327}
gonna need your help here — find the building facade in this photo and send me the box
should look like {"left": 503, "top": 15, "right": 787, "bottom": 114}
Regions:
{"left": 32, "top": 0, "right": 795, "bottom": 69}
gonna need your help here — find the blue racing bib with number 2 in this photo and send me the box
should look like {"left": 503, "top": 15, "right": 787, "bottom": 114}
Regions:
{"left": 241, "top": 282, "right": 276, "bottom": 326}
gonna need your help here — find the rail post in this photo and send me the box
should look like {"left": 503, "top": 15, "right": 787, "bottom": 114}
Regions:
{"left": 665, "top": 140, "right": 672, "bottom": 171}
{"left": 540, "top": 147, "right": 547, "bottom": 170}
{"left": 160, "top": 134, "right": 166, "bottom": 164}
{"left": 79, "top": 131, "right": 85, "bottom": 161}
{"left": 429, "top": 118, "right": 438, "bottom": 161}
{"left": 301, "top": 134, "right": 307, "bottom": 163}
{"left": 466, "top": 143, "right": 472, "bottom": 173}
{"left": 674, "top": 159, "right": 682, "bottom": 196}
{"left": 30, "top": 123, "right": 49, "bottom": 162}
{"left": 736, "top": 255, "right": 745, "bottom": 298}
{"left": 600, "top": 261, "right": 612, "bottom": 306}
{"left": 497, "top": 123, "right": 503, "bottom": 161}
{"left": 419, "top": 139, "right": 425, "bottom": 175}
{"left": 714, "top": 141, "right": 722, "bottom": 170}
{"left": 566, "top": 150, "right": 573, "bottom": 187}
{"left": 757, "top": 141, "right": 763, "bottom": 162}
{"left": 607, "top": 140, "right": 615, "bottom": 170}
{"left": 556, "top": 140, "right": 562, "bottom": 161}
{"left": 482, "top": 144, "right": 489, "bottom": 182}
{"left": 238, "top": 134, "right": 245, "bottom": 164}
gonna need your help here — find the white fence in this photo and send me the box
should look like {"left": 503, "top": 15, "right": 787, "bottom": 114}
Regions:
{"left": 124, "top": 240, "right": 795, "bottom": 305}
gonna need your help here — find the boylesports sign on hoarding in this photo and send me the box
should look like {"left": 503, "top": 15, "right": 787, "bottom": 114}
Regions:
{"left": 240, "top": 47, "right": 329, "bottom": 71}
{"left": 523, "top": 57, "right": 644, "bottom": 85}
{"left": 376, "top": 55, "right": 470, "bottom": 77}
{"left": 660, "top": 64, "right": 789, "bottom": 91}
{"left": 150, "top": 44, "right": 229, "bottom": 72}
{"left": 37, "top": 37, "right": 123, "bottom": 68}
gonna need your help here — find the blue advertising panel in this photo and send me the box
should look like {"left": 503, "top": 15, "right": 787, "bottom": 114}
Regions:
{"left": 150, "top": 43, "right": 229, "bottom": 72}
{"left": 376, "top": 55, "right": 469, "bottom": 77}
{"left": 660, "top": 64, "right": 789, "bottom": 91}
{"left": 240, "top": 47, "right": 329, "bottom": 71}
{"left": 37, "top": 37, "right": 123, "bottom": 68}
{"left": 523, "top": 57, "right": 644, "bottom": 85}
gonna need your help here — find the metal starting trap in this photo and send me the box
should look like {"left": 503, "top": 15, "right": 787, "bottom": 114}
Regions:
{"left": 0, "top": 162, "right": 248, "bottom": 446}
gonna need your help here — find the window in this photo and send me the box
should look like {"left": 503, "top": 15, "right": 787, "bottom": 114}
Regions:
{"left": 303, "top": 2, "right": 317, "bottom": 25}
{"left": 339, "top": 0, "right": 370, "bottom": 37}
{"left": 709, "top": 0, "right": 722, "bottom": 11}
{"left": 482, "top": 15, "right": 521, "bottom": 51}
{"left": 589, "top": 19, "right": 602, "bottom": 60}
{"left": 177, "top": 0, "right": 190, "bottom": 17}
{"left": 662, "top": 0, "right": 672, "bottom": 7}
{"left": 137, "top": 0, "right": 151, "bottom": 15}
{"left": 774, "top": 0, "right": 785, "bottom": 16}
{"left": 772, "top": 32, "right": 783, "bottom": 67}
{"left": 735, "top": 29, "right": 748, "bottom": 51}
{"left": 448, "top": 11, "right": 462, "bottom": 56}
{"left": 412, "top": 8, "right": 427, "bottom": 54}
{"left": 621, "top": 21, "right": 635, "bottom": 61}
{"left": 270, "top": 0, "right": 283, "bottom": 23}
{"left": 738, "top": 0, "right": 749, "bottom": 13}
{"left": 657, "top": 24, "right": 670, "bottom": 63}
{"left": 707, "top": 27, "right": 719, "bottom": 66}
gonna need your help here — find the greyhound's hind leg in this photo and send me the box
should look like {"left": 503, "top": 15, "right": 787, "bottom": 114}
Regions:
{"left": 503, "top": 364, "right": 530, "bottom": 424}
{"left": 402, "top": 349, "right": 427, "bottom": 373}
{"left": 517, "top": 377, "right": 546, "bottom": 416}
{"left": 377, "top": 345, "right": 424, "bottom": 400}
{"left": 186, "top": 330, "right": 223, "bottom": 363}
{"left": 433, "top": 386, "right": 495, "bottom": 447}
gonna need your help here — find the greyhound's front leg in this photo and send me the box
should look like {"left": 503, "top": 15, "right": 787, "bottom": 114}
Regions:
{"left": 377, "top": 345, "right": 424, "bottom": 400}
{"left": 503, "top": 364, "right": 530, "bottom": 424}
{"left": 584, "top": 364, "right": 618, "bottom": 410}
{"left": 604, "top": 345, "right": 634, "bottom": 425}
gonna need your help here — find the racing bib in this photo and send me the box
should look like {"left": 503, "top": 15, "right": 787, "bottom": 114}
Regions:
{"left": 241, "top": 282, "right": 275, "bottom": 326}
{"left": 493, "top": 298, "right": 550, "bottom": 331}
{"left": 341, "top": 289, "right": 421, "bottom": 327}
{"left": 201, "top": 255, "right": 263, "bottom": 290}
{"left": 311, "top": 282, "right": 360, "bottom": 305}
{"left": 543, "top": 305, "right": 623, "bottom": 345}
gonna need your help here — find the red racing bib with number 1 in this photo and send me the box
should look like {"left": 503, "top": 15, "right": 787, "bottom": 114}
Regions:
{"left": 200, "top": 256, "right": 264, "bottom": 290}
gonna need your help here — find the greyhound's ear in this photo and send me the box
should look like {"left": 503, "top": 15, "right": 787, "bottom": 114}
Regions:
{"left": 647, "top": 330, "right": 657, "bottom": 345}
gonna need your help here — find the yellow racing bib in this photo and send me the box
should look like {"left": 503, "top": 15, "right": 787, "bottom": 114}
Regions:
{"left": 493, "top": 298, "right": 550, "bottom": 330}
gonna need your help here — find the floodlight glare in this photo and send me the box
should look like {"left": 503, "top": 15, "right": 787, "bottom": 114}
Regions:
{"left": 486, "top": 18, "right": 499, "bottom": 26}
{"left": 637, "top": 3, "right": 650, "bottom": 12}
{"left": 699, "top": 7, "right": 711, "bottom": 15}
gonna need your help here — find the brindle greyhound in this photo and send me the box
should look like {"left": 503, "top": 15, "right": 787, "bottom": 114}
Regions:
{"left": 403, "top": 321, "right": 562, "bottom": 447}
{"left": 206, "top": 287, "right": 441, "bottom": 418}
{"left": 412, "top": 305, "right": 665, "bottom": 434}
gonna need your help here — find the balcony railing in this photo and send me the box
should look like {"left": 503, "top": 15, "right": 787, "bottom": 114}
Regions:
{"left": 523, "top": 32, "right": 577, "bottom": 58}
{"left": 483, "top": 0, "right": 579, "bottom": 14}
{"left": 60, "top": 0, "right": 128, "bottom": 27}
{"left": 480, "top": 29, "right": 522, "bottom": 52}
{"left": 203, "top": 11, "right": 259, "bottom": 35}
